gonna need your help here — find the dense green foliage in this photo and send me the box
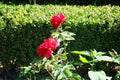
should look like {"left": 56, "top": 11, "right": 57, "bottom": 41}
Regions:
{"left": 0, "top": 4, "right": 120, "bottom": 71}
{"left": 1, "top": 0, "right": 120, "bottom": 5}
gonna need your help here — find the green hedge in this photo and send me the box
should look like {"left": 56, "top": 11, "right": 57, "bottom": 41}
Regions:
{"left": 1, "top": 0, "right": 120, "bottom": 5}
{"left": 0, "top": 4, "right": 120, "bottom": 71}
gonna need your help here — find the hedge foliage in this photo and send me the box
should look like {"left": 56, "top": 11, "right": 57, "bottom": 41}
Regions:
{"left": 0, "top": 3, "right": 120, "bottom": 70}
{"left": 1, "top": 0, "right": 120, "bottom": 5}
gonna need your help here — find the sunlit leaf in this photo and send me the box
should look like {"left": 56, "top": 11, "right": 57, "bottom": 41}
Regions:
{"left": 63, "top": 68, "right": 71, "bottom": 77}
{"left": 60, "top": 31, "right": 75, "bottom": 41}
{"left": 114, "top": 57, "right": 120, "bottom": 64}
{"left": 54, "top": 70, "right": 61, "bottom": 79}
{"left": 65, "top": 37, "right": 75, "bottom": 40}
{"left": 60, "top": 31, "right": 70, "bottom": 37}
{"left": 61, "top": 31, "right": 75, "bottom": 37}
{"left": 57, "top": 73, "right": 64, "bottom": 80}
{"left": 63, "top": 65, "right": 75, "bottom": 70}
{"left": 95, "top": 56, "right": 115, "bottom": 62}
{"left": 58, "top": 53, "right": 67, "bottom": 60}
{"left": 79, "top": 55, "right": 89, "bottom": 63}
{"left": 88, "top": 71, "right": 111, "bottom": 80}
{"left": 64, "top": 26, "right": 71, "bottom": 30}
{"left": 72, "top": 73, "right": 84, "bottom": 80}
{"left": 68, "top": 32, "right": 76, "bottom": 36}
{"left": 57, "top": 48, "right": 64, "bottom": 54}
{"left": 51, "top": 32, "right": 60, "bottom": 38}
{"left": 96, "top": 52, "right": 106, "bottom": 56}
{"left": 71, "top": 51, "right": 91, "bottom": 57}
{"left": 91, "top": 49, "right": 97, "bottom": 56}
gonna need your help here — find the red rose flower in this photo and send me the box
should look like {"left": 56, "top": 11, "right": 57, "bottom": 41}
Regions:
{"left": 50, "top": 13, "right": 66, "bottom": 29}
{"left": 43, "top": 37, "right": 60, "bottom": 50}
{"left": 37, "top": 37, "right": 60, "bottom": 58}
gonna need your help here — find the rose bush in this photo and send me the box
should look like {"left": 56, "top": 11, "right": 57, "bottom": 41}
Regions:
{"left": 50, "top": 13, "right": 66, "bottom": 29}
{"left": 19, "top": 13, "right": 120, "bottom": 80}
{"left": 19, "top": 13, "right": 79, "bottom": 79}
{"left": 37, "top": 37, "right": 60, "bottom": 58}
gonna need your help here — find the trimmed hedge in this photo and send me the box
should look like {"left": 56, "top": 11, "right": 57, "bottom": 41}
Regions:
{"left": 0, "top": 4, "right": 120, "bottom": 71}
{"left": 1, "top": 0, "right": 120, "bottom": 5}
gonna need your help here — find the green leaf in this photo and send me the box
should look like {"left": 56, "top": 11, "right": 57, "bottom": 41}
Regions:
{"left": 114, "top": 54, "right": 120, "bottom": 64}
{"left": 24, "top": 66, "right": 32, "bottom": 74}
{"left": 57, "top": 72, "right": 64, "bottom": 80}
{"left": 57, "top": 48, "right": 64, "bottom": 54}
{"left": 58, "top": 53, "right": 67, "bottom": 60}
{"left": 96, "top": 52, "right": 106, "bottom": 56}
{"left": 63, "top": 65, "right": 75, "bottom": 71}
{"left": 114, "top": 71, "right": 120, "bottom": 80}
{"left": 20, "top": 66, "right": 32, "bottom": 77}
{"left": 63, "top": 68, "right": 71, "bottom": 77}
{"left": 31, "top": 66, "right": 40, "bottom": 74}
{"left": 60, "top": 31, "right": 75, "bottom": 41}
{"left": 68, "top": 32, "right": 76, "bottom": 36}
{"left": 64, "top": 26, "right": 71, "bottom": 30}
{"left": 61, "top": 31, "right": 75, "bottom": 36}
{"left": 95, "top": 56, "right": 115, "bottom": 62}
{"left": 65, "top": 37, "right": 75, "bottom": 40}
{"left": 60, "top": 31, "right": 70, "bottom": 37}
{"left": 62, "top": 65, "right": 82, "bottom": 80}
{"left": 91, "top": 50, "right": 106, "bottom": 56}
{"left": 91, "top": 49, "right": 97, "bottom": 56}
{"left": 72, "top": 73, "right": 83, "bottom": 80}
{"left": 88, "top": 71, "right": 112, "bottom": 80}
{"left": 71, "top": 51, "right": 91, "bottom": 57}
{"left": 54, "top": 70, "right": 61, "bottom": 79}
{"left": 51, "top": 32, "right": 60, "bottom": 38}
{"left": 79, "top": 55, "right": 89, "bottom": 63}
{"left": 58, "top": 37, "right": 64, "bottom": 42}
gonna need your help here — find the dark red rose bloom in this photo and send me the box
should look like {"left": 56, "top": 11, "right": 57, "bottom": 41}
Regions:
{"left": 37, "top": 37, "right": 60, "bottom": 58}
{"left": 50, "top": 13, "right": 66, "bottom": 29}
